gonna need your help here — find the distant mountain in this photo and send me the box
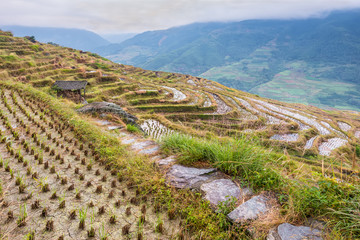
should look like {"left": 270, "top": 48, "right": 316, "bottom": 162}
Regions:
{"left": 95, "top": 10, "right": 360, "bottom": 111}
{"left": 0, "top": 26, "right": 110, "bottom": 52}
{"left": 101, "top": 33, "right": 137, "bottom": 43}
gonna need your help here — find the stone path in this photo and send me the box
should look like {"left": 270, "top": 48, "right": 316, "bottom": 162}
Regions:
{"left": 92, "top": 117, "right": 325, "bottom": 239}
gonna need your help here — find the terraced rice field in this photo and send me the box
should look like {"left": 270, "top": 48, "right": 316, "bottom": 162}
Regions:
{"left": 0, "top": 88, "right": 182, "bottom": 239}
{"left": 0, "top": 30, "right": 360, "bottom": 182}
{"left": 141, "top": 119, "right": 174, "bottom": 140}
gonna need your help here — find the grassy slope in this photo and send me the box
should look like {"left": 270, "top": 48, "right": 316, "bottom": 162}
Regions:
{"left": 0, "top": 80, "right": 244, "bottom": 239}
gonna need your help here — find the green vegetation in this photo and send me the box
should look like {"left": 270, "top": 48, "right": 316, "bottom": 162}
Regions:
{"left": 162, "top": 133, "right": 360, "bottom": 237}
{"left": 162, "top": 133, "right": 283, "bottom": 190}
{"left": 126, "top": 124, "right": 141, "bottom": 133}
{"left": 0, "top": 55, "right": 19, "bottom": 62}
{"left": 0, "top": 80, "right": 249, "bottom": 239}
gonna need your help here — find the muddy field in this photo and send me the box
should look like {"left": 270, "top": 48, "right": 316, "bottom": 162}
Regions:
{"left": 0, "top": 88, "right": 182, "bottom": 240}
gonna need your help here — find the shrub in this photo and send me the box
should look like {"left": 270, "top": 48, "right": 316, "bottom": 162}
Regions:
{"left": 126, "top": 124, "right": 141, "bottom": 133}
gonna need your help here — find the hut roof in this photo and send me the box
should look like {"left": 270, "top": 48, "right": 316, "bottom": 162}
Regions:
{"left": 53, "top": 81, "right": 88, "bottom": 90}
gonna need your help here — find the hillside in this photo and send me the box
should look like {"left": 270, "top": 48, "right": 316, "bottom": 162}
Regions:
{"left": 95, "top": 10, "right": 360, "bottom": 111}
{"left": 1, "top": 30, "right": 360, "bottom": 239}
{"left": 1, "top": 25, "right": 110, "bottom": 52}
{"left": 101, "top": 33, "right": 138, "bottom": 44}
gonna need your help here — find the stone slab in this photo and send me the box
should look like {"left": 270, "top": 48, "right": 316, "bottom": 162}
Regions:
{"left": 166, "top": 164, "right": 216, "bottom": 189}
{"left": 108, "top": 125, "right": 122, "bottom": 130}
{"left": 227, "top": 194, "right": 269, "bottom": 222}
{"left": 138, "top": 146, "right": 160, "bottom": 155}
{"left": 200, "top": 179, "right": 250, "bottom": 206}
{"left": 157, "top": 156, "right": 176, "bottom": 166}
{"left": 277, "top": 223, "right": 322, "bottom": 240}
{"left": 267, "top": 228, "right": 281, "bottom": 240}
{"left": 95, "top": 120, "right": 111, "bottom": 126}
{"left": 121, "top": 137, "right": 139, "bottom": 144}
{"left": 130, "top": 140, "right": 155, "bottom": 150}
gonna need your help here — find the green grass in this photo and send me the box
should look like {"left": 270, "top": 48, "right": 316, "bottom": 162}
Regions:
{"left": 126, "top": 124, "right": 141, "bottom": 133}
{"left": 0, "top": 55, "right": 19, "bottom": 62}
{"left": 162, "top": 133, "right": 285, "bottom": 191}
{"left": 161, "top": 132, "right": 360, "bottom": 238}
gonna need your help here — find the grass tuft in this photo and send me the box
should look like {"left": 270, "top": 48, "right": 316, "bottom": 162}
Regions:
{"left": 162, "top": 133, "right": 284, "bottom": 190}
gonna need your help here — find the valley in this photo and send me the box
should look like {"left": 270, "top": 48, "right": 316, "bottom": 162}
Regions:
{"left": 96, "top": 10, "right": 360, "bottom": 111}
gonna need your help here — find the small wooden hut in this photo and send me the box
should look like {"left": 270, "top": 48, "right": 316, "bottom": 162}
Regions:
{"left": 52, "top": 80, "right": 88, "bottom": 102}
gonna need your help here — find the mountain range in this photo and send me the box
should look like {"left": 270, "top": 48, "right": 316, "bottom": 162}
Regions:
{"left": 0, "top": 25, "right": 110, "bottom": 52}
{"left": 95, "top": 10, "right": 360, "bottom": 111}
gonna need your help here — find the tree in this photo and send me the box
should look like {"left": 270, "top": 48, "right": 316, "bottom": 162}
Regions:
{"left": 25, "top": 36, "right": 36, "bottom": 43}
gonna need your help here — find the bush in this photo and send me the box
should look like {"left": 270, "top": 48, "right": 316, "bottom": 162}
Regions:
{"left": 30, "top": 45, "right": 40, "bottom": 52}
{"left": 126, "top": 124, "right": 141, "bottom": 133}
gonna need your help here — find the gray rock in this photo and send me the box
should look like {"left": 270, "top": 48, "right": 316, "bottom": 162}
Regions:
{"left": 77, "top": 101, "right": 139, "bottom": 126}
{"left": 130, "top": 140, "right": 155, "bottom": 151}
{"left": 96, "top": 120, "right": 111, "bottom": 126}
{"left": 107, "top": 125, "right": 122, "bottom": 130}
{"left": 138, "top": 146, "right": 160, "bottom": 155}
{"left": 151, "top": 155, "right": 163, "bottom": 161}
{"left": 227, "top": 194, "right": 269, "bottom": 222}
{"left": 200, "top": 179, "right": 251, "bottom": 206}
{"left": 267, "top": 228, "right": 281, "bottom": 240}
{"left": 166, "top": 164, "right": 216, "bottom": 189}
{"left": 277, "top": 223, "right": 322, "bottom": 240}
{"left": 121, "top": 137, "right": 139, "bottom": 144}
{"left": 157, "top": 156, "right": 176, "bottom": 166}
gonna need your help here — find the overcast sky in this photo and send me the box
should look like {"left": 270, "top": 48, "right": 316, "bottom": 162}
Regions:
{"left": 1, "top": 0, "right": 360, "bottom": 34}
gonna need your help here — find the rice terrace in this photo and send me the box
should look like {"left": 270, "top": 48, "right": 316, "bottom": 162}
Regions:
{"left": 1, "top": 30, "right": 360, "bottom": 239}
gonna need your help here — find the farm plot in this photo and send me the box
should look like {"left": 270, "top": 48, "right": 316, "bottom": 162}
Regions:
{"left": 337, "top": 122, "right": 351, "bottom": 132}
{"left": 318, "top": 138, "right": 348, "bottom": 156}
{"left": 0, "top": 88, "right": 181, "bottom": 239}
{"left": 141, "top": 119, "right": 174, "bottom": 140}
{"left": 356, "top": 131, "right": 360, "bottom": 140}
{"left": 247, "top": 97, "right": 331, "bottom": 135}
{"left": 250, "top": 98, "right": 310, "bottom": 131}
{"left": 207, "top": 93, "right": 232, "bottom": 115}
{"left": 162, "top": 86, "right": 187, "bottom": 102}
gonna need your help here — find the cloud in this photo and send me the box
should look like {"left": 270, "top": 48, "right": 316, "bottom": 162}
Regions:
{"left": 1, "top": 0, "right": 360, "bottom": 33}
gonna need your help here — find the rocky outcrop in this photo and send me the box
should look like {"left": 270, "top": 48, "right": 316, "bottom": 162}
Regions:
{"left": 77, "top": 101, "right": 139, "bottom": 126}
